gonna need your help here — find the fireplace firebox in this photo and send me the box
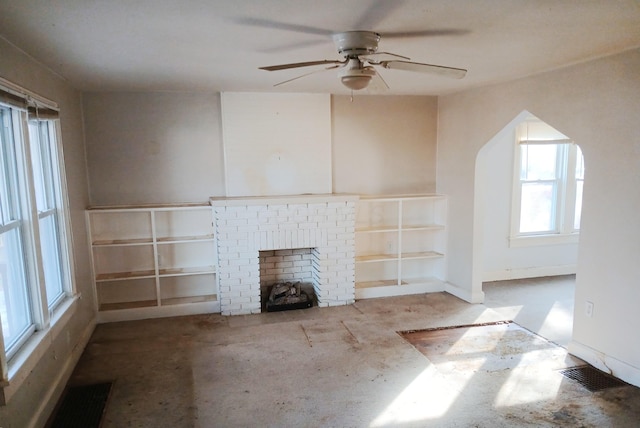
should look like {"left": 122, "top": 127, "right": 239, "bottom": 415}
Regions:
{"left": 265, "top": 281, "right": 313, "bottom": 312}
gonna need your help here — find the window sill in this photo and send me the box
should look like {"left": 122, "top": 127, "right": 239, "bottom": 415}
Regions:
{"left": 1, "top": 294, "right": 79, "bottom": 405}
{"left": 509, "top": 233, "right": 579, "bottom": 248}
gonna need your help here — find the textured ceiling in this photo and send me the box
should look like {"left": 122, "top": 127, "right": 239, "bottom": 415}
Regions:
{"left": 1, "top": 0, "right": 639, "bottom": 95}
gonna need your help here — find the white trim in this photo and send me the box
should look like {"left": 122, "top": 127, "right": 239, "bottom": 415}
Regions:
{"left": 210, "top": 193, "right": 359, "bottom": 206}
{"left": 1, "top": 295, "right": 80, "bottom": 404}
{"left": 568, "top": 340, "right": 640, "bottom": 388}
{"left": 0, "top": 77, "right": 58, "bottom": 111}
{"left": 356, "top": 279, "right": 445, "bottom": 300}
{"left": 518, "top": 138, "right": 573, "bottom": 145}
{"left": 482, "top": 264, "right": 577, "bottom": 282}
{"left": 51, "top": 119, "right": 77, "bottom": 304}
{"left": 17, "top": 110, "right": 51, "bottom": 330}
{"left": 97, "top": 300, "right": 219, "bottom": 323}
{"left": 445, "top": 281, "right": 485, "bottom": 304}
{"left": 28, "top": 312, "right": 95, "bottom": 428}
{"left": 509, "top": 233, "right": 579, "bottom": 247}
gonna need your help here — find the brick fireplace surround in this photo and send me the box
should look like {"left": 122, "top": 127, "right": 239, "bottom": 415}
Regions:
{"left": 210, "top": 194, "right": 358, "bottom": 316}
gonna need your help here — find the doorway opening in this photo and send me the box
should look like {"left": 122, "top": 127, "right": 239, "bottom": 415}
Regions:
{"left": 474, "top": 111, "right": 584, "bottom": 345}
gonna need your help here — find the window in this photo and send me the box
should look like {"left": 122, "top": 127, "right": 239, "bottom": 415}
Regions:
{"left": 511, "top": 119, "right": 584, "bottom": 244}
{"left": 29, "top": 120, "right": 67, "bottom": 309}
{"left": 0, "top": 80, "right": 74, "bottom": 371}
{"left": 0, "top": 107, "right": 34, "bottom": 359}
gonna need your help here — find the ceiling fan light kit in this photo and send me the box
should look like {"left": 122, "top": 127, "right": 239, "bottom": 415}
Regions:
{"left": 259, "top": 30, "right": 467, "bottom": 91}
{"left": 340, "top": 70, "right": 375, "bottom": 90}
{"left": 339, "top": 57, "right": 377, "bottom": 90}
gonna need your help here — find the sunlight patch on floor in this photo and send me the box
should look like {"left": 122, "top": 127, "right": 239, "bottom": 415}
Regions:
{"left": 494, "top": 363, "right": 564, "bottom": 407}
{"left": 443, "top": 322, "right": 509, "bottom": 357}
{"left": 369, "top": 363, "right": 471, "bottom": 427}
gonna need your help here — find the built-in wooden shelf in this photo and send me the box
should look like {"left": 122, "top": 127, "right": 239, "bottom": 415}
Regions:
{"left": 87, "top": 204, "right": 219, "bottom": 322}
{"left": 355, "top": 194, "right": 447, "bottom": 299}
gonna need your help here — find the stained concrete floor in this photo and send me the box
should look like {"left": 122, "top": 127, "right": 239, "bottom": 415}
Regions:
{"left": 66, "top": 277, "right": 640, "bottom": 427}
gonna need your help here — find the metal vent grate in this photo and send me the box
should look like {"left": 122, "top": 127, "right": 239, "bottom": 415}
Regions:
{"left": 49, "top": 382, "right": 113, "bottom": 428}
{"left": 559, "top": 366, "right": 628, "bottom": 392}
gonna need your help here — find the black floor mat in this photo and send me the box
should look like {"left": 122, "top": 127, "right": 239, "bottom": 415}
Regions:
{"left": 49, "top": 382, "right": 112, "bottom": 428}
{"left": 559, "top": 366, "right": 628, "bottom": 392}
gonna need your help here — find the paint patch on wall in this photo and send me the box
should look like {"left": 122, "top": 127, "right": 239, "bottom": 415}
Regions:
{"left": 221, "top": 92, "right": 332, "bottom": 197}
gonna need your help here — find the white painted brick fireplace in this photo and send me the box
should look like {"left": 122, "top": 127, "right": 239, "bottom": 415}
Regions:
{"left": 210, "top": 194, "right": 358, "bottom": 315}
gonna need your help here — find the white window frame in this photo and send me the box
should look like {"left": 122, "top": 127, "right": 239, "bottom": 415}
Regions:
{"left": 510, "top": 138, "right": 583, "bottom": 247}
{"left": 0, "top": 107, "right": 38, "bottom": 361}
{"left": 29, "top": 119, "right": 70, "bottom": 310}
{"left": 0, "top": 78, "right": 77, "bottom": 404}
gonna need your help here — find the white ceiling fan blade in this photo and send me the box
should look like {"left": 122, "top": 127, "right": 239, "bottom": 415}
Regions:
{"left": 382, "top": 29, "right": 470, "bottom": 38}
{"left": 273, "top": 64, "right": 343, "bottom": 87}
{"left": 380, "top": 60, "right": 467, "bottom": 79}
{"left": 360, "top": 51, "right": 410, "bottom": 62}
{"left": 233, "top": 17, "right": 332, "bottom": 37}
{"left": 260, "top": 59, "right": 346, "bottom": 71}
{"left": 261, "top": 39, "right": 328, "bottom": 54}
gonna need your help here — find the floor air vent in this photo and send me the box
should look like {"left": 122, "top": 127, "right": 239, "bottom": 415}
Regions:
{"left": 559, "top": 366, "right": 628, "bottom": 392}
{"left": 49, "top": 382, "right": 112, "bottom": 427}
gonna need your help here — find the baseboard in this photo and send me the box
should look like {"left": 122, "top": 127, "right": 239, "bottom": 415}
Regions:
{"left": 445, "top": 282, "right": 485, "bottom": 304}
{"left": 483, "top": 265, "right": 576, "bottom": 282}
{"left": 568, "top": 340, "right": 640, "bottom": 388}
{"left": 29, "top": 316, "right": 97, "bottom": 428}
{"left": 355, "top": 280, "right": 445, "bottom": 300}
{"left": 97, "top": 300, "right": 220, "bottom": 323}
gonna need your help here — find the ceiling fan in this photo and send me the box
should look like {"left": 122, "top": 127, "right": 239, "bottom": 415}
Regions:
{"left": 259, "top": 31, "right": 467, "bottom": 91}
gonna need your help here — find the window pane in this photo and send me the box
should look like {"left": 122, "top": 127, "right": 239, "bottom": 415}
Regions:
{"left": 29, "top": 121, "right": 56, "bottom": 211}
{"left": 520, "top": 182, "right": 555, "bottom": 233}
{"left": 1, "top": 109, "right": 19, "bottom": 223}
{"left": 521, "top": 144, "right": 557, "bottom": 181}
{"left": 1, "top": 107, "right": 34, "bottom": 353}
{"left": 29, "top": 120, "right": 66, "bottom": 308}
{"left": 575, "top": 145, "right": 585, "bottom": 180}
{"left": 0, "top": 228, "right": 32, "bottom": 352}
{"left": 28, "top": 122, "right": 47, "bottom": 210}
{"left": 40, "top": 214, "right": 64, "bottom": 306}
{"left": 574, "top": 180, "right": 584, "bottom": 230}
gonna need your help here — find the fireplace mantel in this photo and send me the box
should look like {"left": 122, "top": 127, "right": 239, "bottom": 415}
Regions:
{"left": 210, "top": 193, "right": 359, "bottom": 207}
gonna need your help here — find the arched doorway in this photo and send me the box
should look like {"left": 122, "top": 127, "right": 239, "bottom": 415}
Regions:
{"left": 473, "top": 111, "right": 583, "bottom": 345}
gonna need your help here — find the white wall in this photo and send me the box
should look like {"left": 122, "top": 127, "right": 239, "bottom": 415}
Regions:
{"left": 221, "top": 92, "right": 332, "bottom": 197}
{"left": 479, "top": 118, "right": 578, "bottom": 281}
{"left": 83, "top": 92, "right": 225, "bottom": 206}
{"left": 83, "top": 93, "right": 438, "bottom": 203}
{"left": 438, "top": 48, "right": 640, "bottom": 386}
{"left": 332, "top": 95, "right": 438, "bottom": 195}
{"left": 0, "top": 38, "right": 94, "bottom": 427}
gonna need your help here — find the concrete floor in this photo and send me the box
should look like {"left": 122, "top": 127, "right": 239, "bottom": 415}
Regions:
{"left": 66, "top": 276, "right": 640, "bottom": 427}
{"left": 483, "top": 275, "right": 576, "bottom": 347}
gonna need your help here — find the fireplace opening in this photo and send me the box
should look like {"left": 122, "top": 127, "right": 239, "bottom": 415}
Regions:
{"left": 260, "top": 248, "right": 318, "bottom": 311}
{"left": 265, "top": 281, "right": 312, "bottom": 312}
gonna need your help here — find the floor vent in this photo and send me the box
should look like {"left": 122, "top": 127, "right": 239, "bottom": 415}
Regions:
{"left": 49, "top": 382, "right": 112, "bottom": 428}
{"left": 559, "top": 366, "right": 628, "bottom": 392}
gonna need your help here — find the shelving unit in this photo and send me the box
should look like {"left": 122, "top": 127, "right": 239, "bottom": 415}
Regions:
{"left": 87, "top": 204, "right": 218, "bottom": 322}
{"left": 355, "top": 194, "right": 447, "bottom": 299}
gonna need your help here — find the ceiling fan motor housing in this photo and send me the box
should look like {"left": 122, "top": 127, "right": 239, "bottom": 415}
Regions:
{"left": 332, "top": 31, "right": 380, "bottom": 56}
